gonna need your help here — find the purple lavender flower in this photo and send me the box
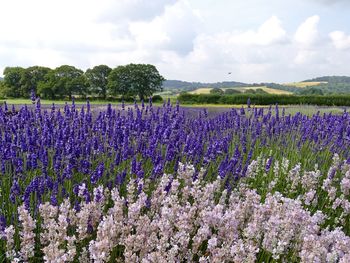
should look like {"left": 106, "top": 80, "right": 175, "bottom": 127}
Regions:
{"left": 0, "top": 215, "right": 6, "bottom": 232}
{"left": 30, "top": 89, "right": 36, "bottom": 104}
{"left": 50, "top": 194, "right": 58, "bottom": 206}
{"left": 10, "top": 180, "right": 20, "bottom": 203}
{"left": 145, "top": 197, "right": 151, "bottom": 209}
{"left": 90, "top": 163, "right": 105, "bottom": 184}
{"left": 265, "top": 157, "right": 273, "bottom": 173}
{"left": 74, "top": 200, "right": 81, "bottom": 212}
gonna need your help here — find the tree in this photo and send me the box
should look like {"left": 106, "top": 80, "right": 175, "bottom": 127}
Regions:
{"left": 38, "top": 65, "right": 87, "bottom": 99}
{"left": 244, "top": 89, "right": 268, "bottom": 95}
{"left": 0, "top": 79, "right": 8, "bottom": 98}
{"left": 224, "top": 89, "right": 241, "bottom": 94}
{"left": 3, "top": 67, "right": 25, "bottom": 97}
{"left": 20, "top": 66, "right": 51, "bottom": 97}
{"left": 85, "top": 65, "right": 111, "bottom": 99}
{"left": 108, "top": 64, "right": 165, "bottom": 99}
{"left": 37, "top": 71, "right": 60, "bottom": 100}
{"left": 299, "top": 87, "right": 324, "bottom": 95}
{"left": 210, "top": 88, "right": 224, "bottom": 95}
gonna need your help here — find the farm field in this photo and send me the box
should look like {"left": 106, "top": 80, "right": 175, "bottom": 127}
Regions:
{"left": 1, "top": 100, "right": 350, "bottom": 262}
{"left": 283, "top": 81, "right": 327, "bottom": 88}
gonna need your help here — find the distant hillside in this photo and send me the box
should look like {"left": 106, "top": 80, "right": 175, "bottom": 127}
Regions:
{"left": 163, "top": 80, "right": 250, "bottom": 90}
{"left": 300, "top": 76, "right": 350, "bottom": 94}
{"left": 303, "top": 76, "right": 350, "bottom": 84}
{"left": 161, "top": 76, "right": 350, "bottom": 96}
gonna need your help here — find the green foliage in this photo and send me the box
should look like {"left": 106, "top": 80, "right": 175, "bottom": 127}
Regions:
{"left": 38, "top": 65, "right": 87, "bottom": 99}
{"left": 163, "top": 80, "right": 247, "bottom": 90}
{"left": 178, "top": 93, "right": 350, "bottom": 106}
{"left": 107, "top": 65, "right": 133, "bottom": 98}
{"left": 0, "top": 80, "right": 9, "bottom": 99}
{"left": 304, "top": 76, "right": 350, "bottom": 84}
{"left": 152, "top": 95, "right": 163, "bottom": 102}
{"left": 297, "top": 87, "right": 324, "bottom": 95}
{"left": 224, "top": 89, "right": 241, "bottom": 94}
{"left": 85, "top": 65, "right": 112, "bottom": 99}
{"left": 300, "top": 76, "right": 350, "bottom": 94}
{"left": 20, "top": 66, "right": 51, "bottom": 96}
{"left": 3, "top": 67, "right": 25, "bottom": 97}
{"left": 1, "top": 64, "right": 165, "bottom": 100}
{"left": 108, "top": 64, "right": 165, "bottom": 99}
{"left": 210, "top": 88, "right": 224, "bottom": 95}
{"left": 244, "top": 88, "right": 268, "bottom": 94}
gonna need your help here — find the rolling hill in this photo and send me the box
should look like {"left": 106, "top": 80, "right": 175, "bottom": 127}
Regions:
{"left": 162, "top": 80, "right": 250, "bottom": 90}
{"left": 162, "top": 76, "right": 350, "bottom": 96}
{"left": 188, "top": 86, "right": 292, "bottom": 95}
{"left": 303, "top": 76, "right": 350, "bottom": 84}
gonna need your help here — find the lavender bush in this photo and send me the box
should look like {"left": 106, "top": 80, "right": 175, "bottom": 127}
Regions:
{"left": 0, "top": 99, "right": 350, "bottom": 262}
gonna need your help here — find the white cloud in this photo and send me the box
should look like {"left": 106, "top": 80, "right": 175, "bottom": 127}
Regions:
{"left": 293, "top": 50, "right": 326, "bottom": 65}
{"left": 155, "top": 16, "right": 291, "bottom": 82}
{"left": 293, "top": 16, "right": 323, "bottom": 65}
{"left": 98, "top": 0, "right": 177, "bottom": 23}
{"left": 0, "top": 0, "right": 139, "bottom": 72}
{"left": 229, "top": 16, "right": 288, "bottom": 46}
{"left": 329, "top": 31, "right": 350, "bottom": 50}
{"left": 129, "top": 1, "right": 200, "bottom": 54}
{"left": 295, "top": 15, "right": 320, "bottom": 46}
{"left": 308, "top": 0, "right": 348, "bottom": 5}
{"left": 157, "top": 14, "right": 349, "bottom": 82}
{"left": 0, "top": 1, "right": 349, "bottom": 82}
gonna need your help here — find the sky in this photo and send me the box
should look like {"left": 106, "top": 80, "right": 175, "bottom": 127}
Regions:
{"left": 0, "top": 0, "right": 350, "bottom": 83}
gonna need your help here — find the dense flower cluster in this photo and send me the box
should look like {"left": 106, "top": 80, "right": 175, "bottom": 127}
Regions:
{"left": 1, "top": 100, "right": 350, "bottom": 261}
{"left": 2, "top": 163, "right": 350, "bottom": 262}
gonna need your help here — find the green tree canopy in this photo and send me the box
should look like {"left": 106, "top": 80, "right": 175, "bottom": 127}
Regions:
{"left": 85, "top": 65, "right": 112, "bottom": 99}
{"left": 3, "top": 67, "right": 25, "bottom": 97}
{"left": 210, "top": 88, "right": 224, "bottom": 95}
{"left": 108, "top": 64, "right": 165, "bottom": 99}
{"left": 244, "top": 88, "right": 268, "bottom": 95}
{"left": 298, "top": 87, "right": 324, "bottom": 95}
{"left": 38, "top": 65, "right": 87, "bottom": 99}
{"left": 20, "top": 66, "right": 51, "bottom": 97}
{"left": 0, "top": 79, "right": 8, "bottom": 98}
{"left": 224, "top": 89, "right": 241, "bottom": 94}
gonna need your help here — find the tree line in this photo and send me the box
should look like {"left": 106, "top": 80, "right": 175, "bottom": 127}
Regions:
{"left": 178, "top": 93, "right": 350, "bottom": 106}
{"left": 209, "top": 87, "right": 268, "bottom": 95}
{"left": 0, "top": 64, "right": 165, "bottom": 100}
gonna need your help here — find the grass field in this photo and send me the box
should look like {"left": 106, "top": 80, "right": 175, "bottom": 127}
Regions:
{"left": 154, "top": 90, "right": 177, "bottom": 96}
{"left": 239, "top": 86, "right": 292, "bottom": 94}
{"left": 1, "top": 98, "right": 346, "bottom": 116}
{"left": 283, "top": 81, "right": 327, "bottom": 88}
{"left": 181, "top": 104, "right": 347, "bottom": 115}
{"left": 0, "top": 98, "right": 116, "bottom": 105}
{"left": 0, "top": 98, "right": 176, "bottom": 106}
{"left": 188, "top": 88, "right": 212, "bottom": 94}
{"left": 189, "top": 86, "right": 292, "bottom": 95}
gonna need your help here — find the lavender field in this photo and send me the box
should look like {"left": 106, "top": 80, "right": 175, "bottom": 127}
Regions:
{"left": 1, "top": 99, "right": 350, "bottom": 262}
